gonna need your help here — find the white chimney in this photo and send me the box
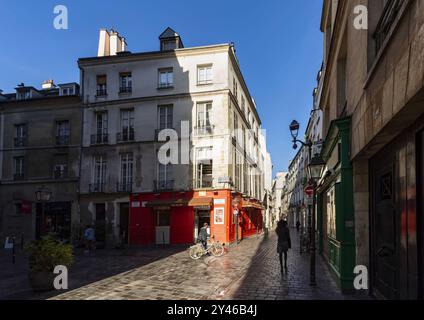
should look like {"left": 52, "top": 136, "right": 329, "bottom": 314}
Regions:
{"left": 121, "top": 37, "right": 126, "bottom": 52}
{"left": 98, "top": 29, "right": 127, "bottom": 56}
{"left": 42, "top": 79, "right": 55, "bottom": 89}
{"left": 97, "top": 29, "right": 110, "bottom": 57}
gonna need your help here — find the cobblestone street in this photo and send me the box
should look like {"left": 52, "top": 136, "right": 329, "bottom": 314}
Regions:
{"left": 54, "top": 230, "right": 355, "bottom": 300}
{"left": 1, "top": 230, "right": 362, "bottom": 300}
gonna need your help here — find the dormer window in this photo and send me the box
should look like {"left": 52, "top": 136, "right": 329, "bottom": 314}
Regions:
{"left": 159, "top": 27, "right": 184, "bottom": 51}
{"left": 17, "top": 90, "right": 31, "bottom": 100}
{"left": 60, "top": 86, "right": 74, "bottom": 96}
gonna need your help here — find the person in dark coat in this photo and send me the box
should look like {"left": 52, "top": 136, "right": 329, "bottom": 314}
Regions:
{"left": 296, "top": 220, "right": 301, "bottom": 232}
{"left": 276, "top": 220, "right": 291, "bottom": 271}
{"left": 198, "top": 223, "right": 209, "bottom": 250}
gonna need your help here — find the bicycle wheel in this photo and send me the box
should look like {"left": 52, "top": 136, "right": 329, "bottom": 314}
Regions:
{"left": 211, "top": 243, "right": 224, "bottom": 257}
{"left": 189, "top": 246, "right": 203, "bottom": 260}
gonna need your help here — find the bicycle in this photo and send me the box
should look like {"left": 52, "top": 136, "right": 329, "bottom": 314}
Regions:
{"left": 189, "top": 236, "right": 225, "bottom": 260}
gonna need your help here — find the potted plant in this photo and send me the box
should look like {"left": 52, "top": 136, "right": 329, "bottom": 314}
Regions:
{"left": 24, "top": 234, "right": 74, "bottom": 291}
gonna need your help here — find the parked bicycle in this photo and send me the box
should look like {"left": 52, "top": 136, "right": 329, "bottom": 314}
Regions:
{"left": 189, "top": 236, "right": 225, "bottom": 260}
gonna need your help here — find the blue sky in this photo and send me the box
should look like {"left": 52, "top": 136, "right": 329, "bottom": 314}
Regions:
{"left": 0, "top": 0, "right": 323, "bottom": 175}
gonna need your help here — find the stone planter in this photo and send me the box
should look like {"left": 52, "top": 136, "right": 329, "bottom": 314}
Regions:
{"left": 28, "top": 270, "right": 55, "bottom": 292}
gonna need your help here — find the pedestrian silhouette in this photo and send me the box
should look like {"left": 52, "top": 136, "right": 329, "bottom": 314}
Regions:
{"left": 296, "top": 220, "right": 300, "bottom": 232}
{"left": 276, "top": 220, "right": 291, "bottom": 272}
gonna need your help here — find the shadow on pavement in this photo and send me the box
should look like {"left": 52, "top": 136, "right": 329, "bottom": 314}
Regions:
{"left": 0, "top": 245, "right": 186, "bottom": 300}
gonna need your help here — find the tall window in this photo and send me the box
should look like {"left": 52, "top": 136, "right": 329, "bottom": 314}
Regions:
{"left": 96, "top": 75, "right": 107, "bottom": 96}
{"left": 233, "top": 111, "right": 238, "bottom": 140}
{"left": 157, "top": 163, "right": 173, "bottom": 190}
{"left": 92, "top": 155, "right": 107, "bottom": 192}
{"left": 158, "top": 105, "right": 173, "bottom": 130}
{"left": 158, "top": 68, "right": 173, "bottom": 88}
{"left": 14, "top": 124, "right": 26, "bottom": 147}
{"left": 196, "top": 147, "right": 213, "bottom": 188}
{"left": 119, "top": 73, "right": 132, "bottom": 93}
{"left": 92, "top": 112, "right": 108, "bottom": 144}
{"left": 119, "top": 109, "right": 134, "bottom": 142}
{"left": 197, "top": 65, "right": 213, "bottom": 85}
{"left": 119, "top": 153, "right": 133, "bottom": 192}
{"left": 233, "top": 77, "right": 238, "bottom": 100}
{"left": 56, "top": 120, "right": 70, "bottom": 145}
{"left": 54, "top": 163, "right": 68, "bottom": 179}
{"left": 196, "top": 102, "right": 213, "bottom": 135}
{"left": 241, "top": 96, "right": 245, "bottom": 114}
{"left": 13, "top": 156, "right": 24, "bottom": 180}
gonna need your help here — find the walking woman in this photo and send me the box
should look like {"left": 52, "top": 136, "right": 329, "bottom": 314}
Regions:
{"left": 276, "top": 220, "right": 291, "bottom": 271}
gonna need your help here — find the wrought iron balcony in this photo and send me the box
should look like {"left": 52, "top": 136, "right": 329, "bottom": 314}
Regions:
{"left": 55, "top": 135, "right": 70, "bottom": 146}
{"left": 374, "top": 0, "right": 403, "bottom": 54}
{"left": 193, "top": 177, "right": 213, "bottom": 189}
{"left": 89, "top": 183, "right": 105, "bottom": 193}
{"left": 91, "top": 133, "right": 109, "bottom": 145}
{"left": 117, "top": 129, "right": 135, "bottom": 143}
{"left": 119, "top": 86, "right": 132, "bottom": 94}
{"left": 14, "top": 137, "right": 26, "bottom": 147}
{"left": 54, "top": 169, "right": 68, "bottom": 180}
{"left": 155, "top": 128, "right": 175, "bottom": 141}
{"left": 117, "top": 182, "right": 133, "bottom": 193}
{"left": 154, "top": 180, "right": 174, "bottom": 192}
{"left": 96, "top": 88, "right": 107, "bottom": 96}
{"left": 194, "top": 125, "right": 214, "bottom": 136}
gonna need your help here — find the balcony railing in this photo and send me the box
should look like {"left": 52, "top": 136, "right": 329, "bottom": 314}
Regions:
{"left": 157, "top": 83, "right": 173, "bottom": 89}
{"left": 155, "top": 128, "right": 174, "bottom": 141}
{"left": 14, "top": 137, "right": 26, "bottom": 147}
{"left": 117, "top": 129, "right": 135, "bottom": 143}
{"left": 56, "top": 135, "right": 70, "bottom": 146}
{"left": 89, "top": 183, "right": 105, "bottom": 193}
{"left": 193, "top": 177, "right": 213, "bottom": 189}
{"left": 194, "top": 125, "right": 214, "bottom": 136}
{"left": 374, "top": 0, "right": 403, "bottom": 54}
{"left": 13, "top": 173, "right": 25, "bottom": 181}
{"left": 117, "top": 182, "right": 133, "bottom": 193}
{"left": 96, "top": 88, "right": 107, "bottom": 96}
{"left": 119, "top": 86, "right": 132, "bottom": 94}
{"left": 91, "top": 133, "right": 109, "bottom": 145}
{"left": 54, "top": 169, "right": 68, "bottom": 180}
{"left": 154, "top": 180, "right": 174, "bottom": 192}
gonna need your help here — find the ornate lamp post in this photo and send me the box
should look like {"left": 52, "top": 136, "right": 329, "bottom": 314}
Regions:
{"left": 307, "top": 153, "right": 325, "bottom": 286}
{"left": 289, "top": 120, "right": 318, "bottom": 286}
{"left": 35, "top": 185, "right": 52, "bottom": 237}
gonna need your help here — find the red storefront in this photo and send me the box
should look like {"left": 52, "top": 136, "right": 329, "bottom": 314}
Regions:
{"left": 129, "top": 189, "right": 263, "bottom": 246}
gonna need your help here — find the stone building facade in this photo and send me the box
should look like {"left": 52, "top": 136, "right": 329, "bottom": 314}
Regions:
{"left": 0, "top": 82, "right": 81, "bottom": 244}
{"left": 319, "top": 0, "right": 424, "bottom": 298}
{"left": 78, "top": 28, "right": 267, "bottom": 246}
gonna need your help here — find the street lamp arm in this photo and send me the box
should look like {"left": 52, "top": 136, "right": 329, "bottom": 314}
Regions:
{"left": 292, "top": 139, "right": 313, "bottom": 148}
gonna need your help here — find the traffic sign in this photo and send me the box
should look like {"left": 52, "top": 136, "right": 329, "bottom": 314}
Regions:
{"left": 304, "top": 185, "right": 314, "bottom": 196}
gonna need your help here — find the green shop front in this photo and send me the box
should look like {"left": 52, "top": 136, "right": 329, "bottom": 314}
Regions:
{"left": 317, "top": 117, "right": 356, "bottom": 291}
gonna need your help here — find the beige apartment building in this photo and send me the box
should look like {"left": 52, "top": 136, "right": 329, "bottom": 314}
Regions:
{"left": 78, "top": 28, "right": 268, "bottom": 247}
{"left": 318, "top": 0, "right": 424, "bottom": 298}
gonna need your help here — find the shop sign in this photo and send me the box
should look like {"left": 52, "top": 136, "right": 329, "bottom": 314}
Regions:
{"left": 214, "top": 199, "right": 225, "bottom": 205}
{"left": 131, "top": 201, "right": 141, "bottom": 208}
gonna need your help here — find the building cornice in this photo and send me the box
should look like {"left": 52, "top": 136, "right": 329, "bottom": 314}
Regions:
{"left": 78, "top": 44, "right": 231, "bottom": 67}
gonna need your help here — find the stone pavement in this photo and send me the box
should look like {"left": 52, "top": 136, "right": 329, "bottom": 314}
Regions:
{"left": 1, "top": 230, "right": 365, "bottom": 300}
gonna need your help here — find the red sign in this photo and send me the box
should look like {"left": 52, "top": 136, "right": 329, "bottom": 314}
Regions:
{"left": 304, "top": 185, "right": 314, "bottom": 196}
{"left": 21, "top": 200, "right": 32, "bottom": 214}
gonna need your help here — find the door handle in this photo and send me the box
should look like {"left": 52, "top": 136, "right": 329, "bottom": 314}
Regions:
{"left": 377, "top": 246, "right": 393, "bottom": 257}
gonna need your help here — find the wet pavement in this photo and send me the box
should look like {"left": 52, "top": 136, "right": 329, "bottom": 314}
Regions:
{"left": 0, "top": 230, "right": 365, "bottom": 300}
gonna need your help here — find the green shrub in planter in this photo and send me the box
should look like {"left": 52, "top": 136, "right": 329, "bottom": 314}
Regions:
{"left": 24, "top": 234, "right": 74, "bottom": 291}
